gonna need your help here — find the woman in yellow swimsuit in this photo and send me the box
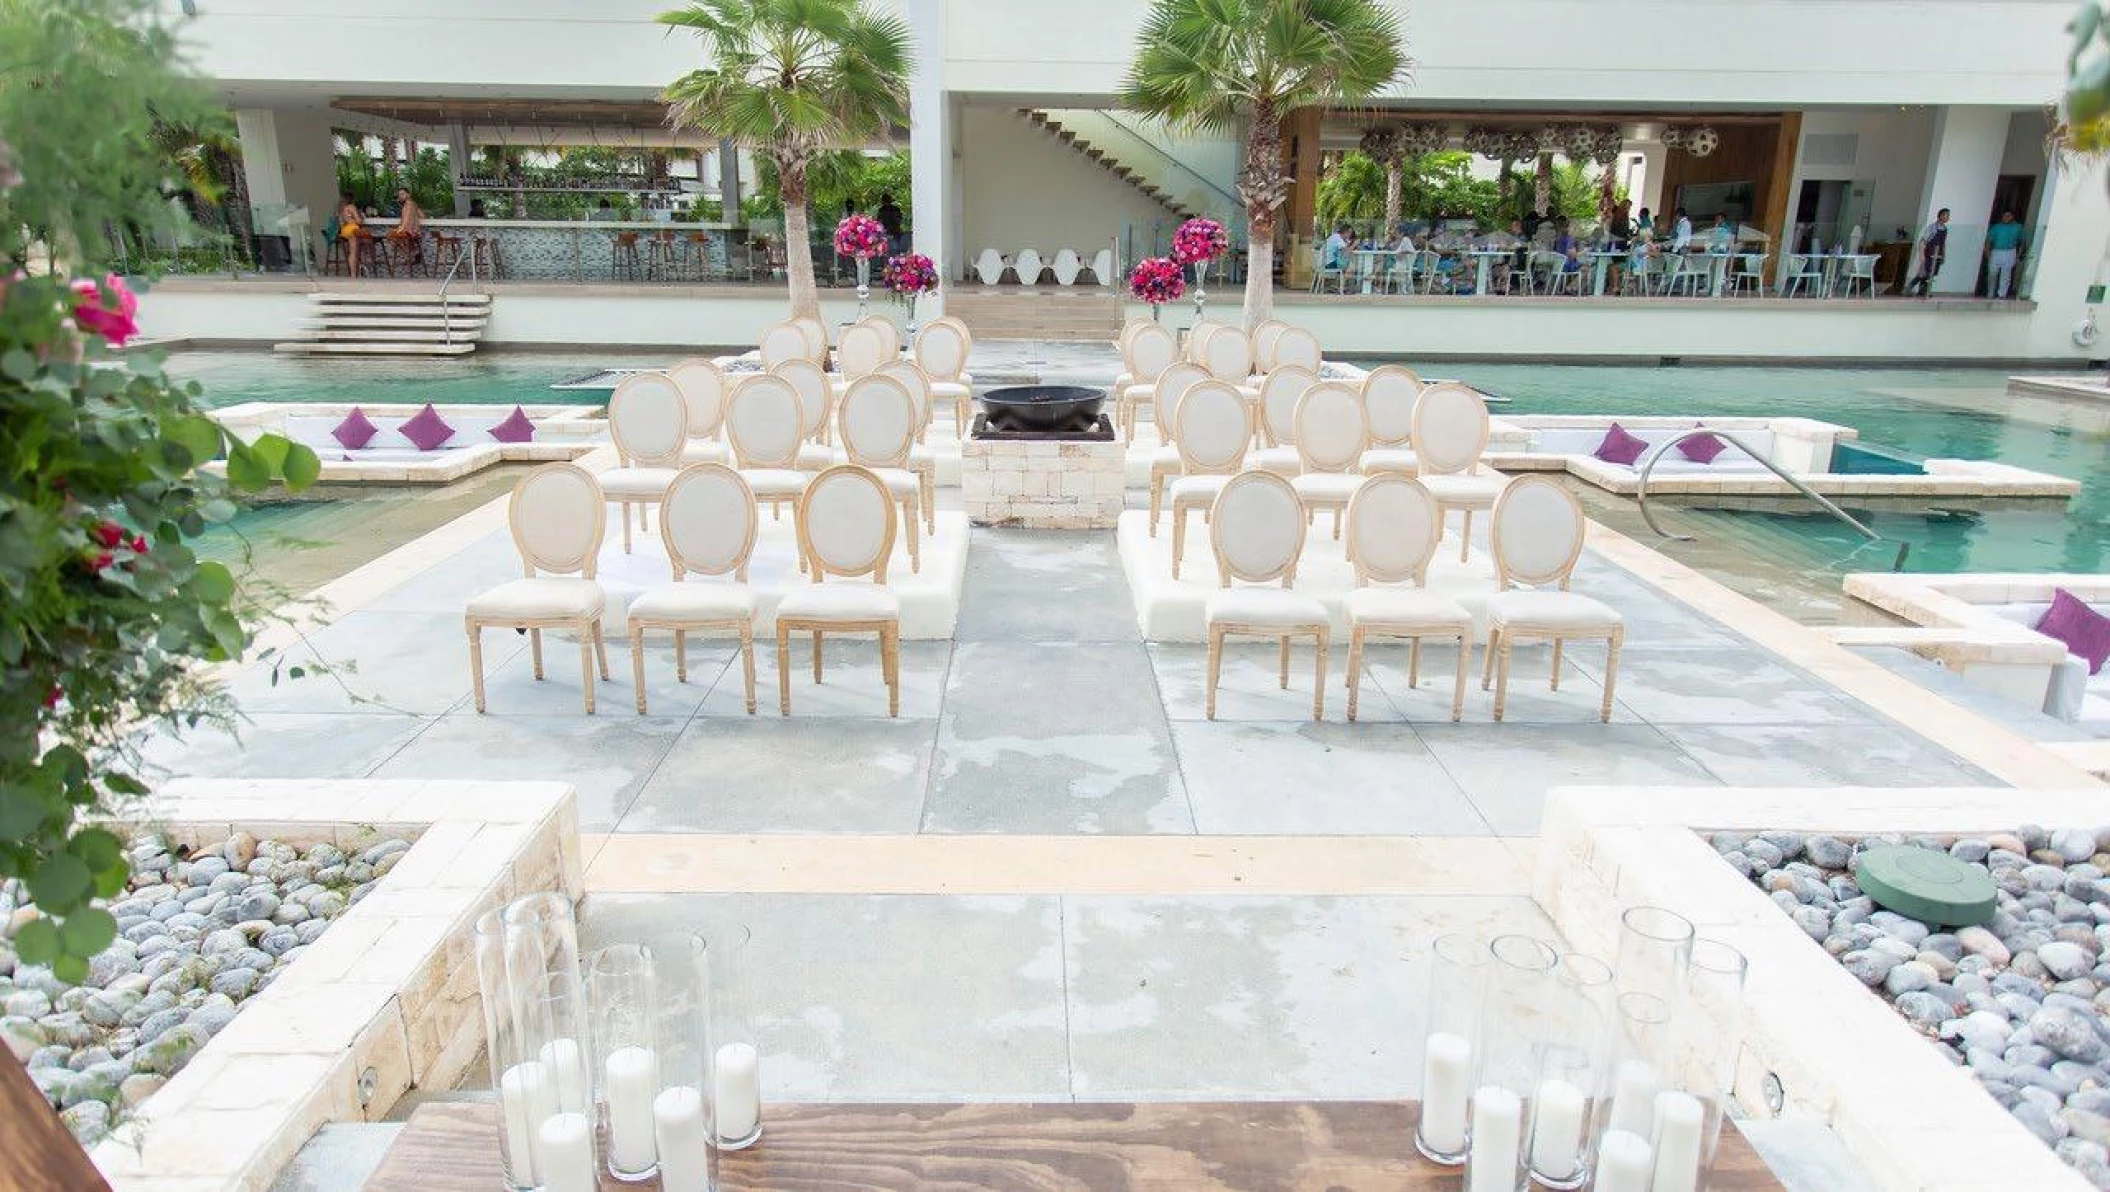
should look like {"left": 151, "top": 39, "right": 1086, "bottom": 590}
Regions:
{"left": 337, "top": 192, "right": 364, "bottom": 277}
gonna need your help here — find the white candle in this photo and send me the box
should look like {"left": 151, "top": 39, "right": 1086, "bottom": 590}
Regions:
{"left": 714, "top": 1041, "right": 761, "bottom": 1145}
{"left": 539, "top": 1037, "right": 589, "bottom": 1113}
{"left": 1596, "top": 1128, "right": 1654, "bottom": 1192}
{"left": 497, "top": 1061, "right": 556, "bottom": 1185}
{"left": 1608, "top": 1059, "right": 1660, "bottom": 1137}
{"left": 1528, "top": 1076, "right": 1586, "bottom": 1180}
{"left": 534, "top": 1110, "right": 596, "bottom": 1192}
{"left": 1649, "top": 1090, "right": 1705, "bottom": 1192}
{"left": 1466, "top": 1085, "right": 1522, "bottom": 1192}
{"left": 604, "top": 1045, "right": 661, "bottom": 1174}
{"left": 1418, "top": 1030, "right": 1472, "bottom": 1155}
{"left": 654, "top": 1085, "right": 712, "bottom": 1192}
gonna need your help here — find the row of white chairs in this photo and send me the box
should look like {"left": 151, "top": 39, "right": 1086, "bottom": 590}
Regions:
{"left": 757, "top": 314, "right": 976, "bottom": 435}
{"left": 1199, "top": 470, "right": 1624, "bottom": 723}
{"left": 972, "top": 247, "right": 1116, "bottom": 288}
{"left": 1113, "top": 318, "right": 1323, "bottom": 442}
{"left": 465, "top": 462, "right": 911, "bottom": 718}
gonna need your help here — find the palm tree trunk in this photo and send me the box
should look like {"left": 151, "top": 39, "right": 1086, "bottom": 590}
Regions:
{"left": 1382, "top": 156, "right": 1402, "bottom": 228}
{"left": 1239, "top": 103, "right": 1288, "bottom": 329}
{"left": 1534, "top": 153, "right": 1553, "bottom": 215}
{"left": 779, "top": 156, "right": 820, "bottom": 322}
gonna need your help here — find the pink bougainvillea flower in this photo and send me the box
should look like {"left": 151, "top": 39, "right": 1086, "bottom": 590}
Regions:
{"left": 89, "top": 550, "right": 115, "bottom": 573}
{"left": 70, "top": 274, "right": 140, "bottom": 346}
{"left": 44, "top": 685, "right": 62, "bottom": 710}
{"left": 93, "top": 521, "right": 125, "bottom": 549}
{"left": 131, "top": 533, "right": 148, "bottom": 553}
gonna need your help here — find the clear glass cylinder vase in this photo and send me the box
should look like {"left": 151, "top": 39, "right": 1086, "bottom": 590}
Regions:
{"left": 591, "top": 944, "right": 662, "bottom": 1182}
{"left": 475, "top": 908, "right": 542, "bottom": 1191}
{"left": 527, "top": 971, "right": 598, "bottom": 1192}
{"left": 651, "top": 934, "right": 716, "bottom": 1192}
{"left": 1614, "top": 906, "right": 1694, "bottom": 1006}
{"left": 1589, "top": 991, "right": 1675, "bottom": 1192}
{"left": 1653, "top": 939, "right": 1749, "bottom": 1192}
{"left": 1417, "top": 932, "right": 1493, "bottom": 1165}
{"left": 708, "top": 925, "right": 762, "bottom": 1150}
{"left": 1530, "top": 953, "right": 1616, "bottom": 1191}
{"left": 1463, "top": 935, "right": 1559, "bottom": 1192}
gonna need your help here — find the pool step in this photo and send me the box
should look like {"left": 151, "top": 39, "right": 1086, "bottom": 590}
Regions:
{"left": 276, "top": 290, "right": 491, "bottom": 356}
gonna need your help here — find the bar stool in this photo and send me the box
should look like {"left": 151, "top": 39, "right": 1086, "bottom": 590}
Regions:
{"left": 645, "top": 230, "right": 680, "bottom": 281}
{"left": 471, "top": 234, "right": 503, "bottom": 280}
{"left": 430, "top": 233, "right": 464, "bottom": 277}
{"left": 322, "top": 232, "right": 350, "bottom": 276}
{"left": 613, "top": 232, "right": 644, "bottom": 281}
{"left": 684, "top": 231, "right": 712, "bottom": 281}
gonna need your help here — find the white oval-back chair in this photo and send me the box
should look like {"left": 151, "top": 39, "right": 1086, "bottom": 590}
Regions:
{"left": 875, "top": 361, "right": 940, "bottom": 532}
{"left": 668, "top": 358, "right": 731, "bottom": 465}
{"left": 772, "top": 357, "right": 837, "bottom": 466}
{"left": 777, "top": 465, "right": 903, "bottom": 717}
{"left": 1088, "top": 248, "right": 1115, "bottom": 286}
{"left": 913, "top": 317, "right": 975, "bottom": 436}
{"left": 834, "top": 322, "right": 889, "bottom": 382}
{"left": 1343, "top": 475, "right": 1473, "bottom": 722}
{"left": 974, "top": 248, "right": 1007, "bottom": 287}
{"left": 627, "top": 463, "right": 760, "bottom": 715}
{"left": 1481, "top": 476, "right": 1624, "bottom": 723}
{"left": 724, "top": 373, "right": 810, "bottom": 519}
{"left": 1013, "top": 248, "right": 1046, "bottom": 286}
{"left": 1202, "top": 470, "right": 1330, "bottom": 721}
{"left": 1250, "top": 319, "right": 1291, "bottom": 373}
{"left": 791, "top": 316, "right": 828, "bottom": 362}
{"left": 1051, "top": 248, "right": 1083, "bottom": 286}
{"left": 1411, "top": 381, "right": 1507, "bottom": 561}
{"left": 1118, "top": 322, "right": 1180, "bottom": 443}
{"left": 1358, "top": 364, "right": 1424, "bottom": 475}
{"left": 1288, "top": 381, "right": 1368, "bottom": 539}
{"left": 1184, "top": 321, "right": 1225, "bottom": 363}
{"left": 601, "top": 373, "right": 689, "bottom": 553}
{"left": 1167, "top": 380, "right": 1253, "bottom": 580}
{"left": 465, "top": 463, "right": 611, "bottom": 715}
{"left": 1144, "top": 360, "right": 1212, "bottom": 534}
{"left": 1251, "top": 366, "right": 1318, "bottom": 475}
{"left": 759, "top": 320, "right": 810, "bottom": 369}
{"left": 857, "top": 314, "right": 902, "bottom": 360}
{"left": 837, "top": 374, "right": 923, "bottom": 573}
{"left": 1273, "top": 326, "right": 1323, "bottom": 373}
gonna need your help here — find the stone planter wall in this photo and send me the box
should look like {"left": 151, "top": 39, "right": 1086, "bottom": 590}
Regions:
{"left": 961, "top": 437, "right": 1125, "bottom": 529}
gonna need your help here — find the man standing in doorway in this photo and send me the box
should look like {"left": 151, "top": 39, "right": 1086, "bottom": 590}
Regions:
{"left": 1986, "top": 210, "right": 2023, "bottom": 299}
{"left": 1910, "top": 207, "right": 1951, "bottom": 297}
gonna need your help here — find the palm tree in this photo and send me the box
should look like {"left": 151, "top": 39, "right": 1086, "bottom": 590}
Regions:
{"left": 1358, "top": 126, "right": 1404, "bottom": 229}
{"left": 659, "top": 0, "right": 910, "bottom": 321}
{"left": 1120, "top": 0, "right": 1407, "bottom": 328}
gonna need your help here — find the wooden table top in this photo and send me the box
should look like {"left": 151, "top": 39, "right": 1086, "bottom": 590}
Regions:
{"left": 362, "top": 1099, "right": 1788, "bottom": 1191}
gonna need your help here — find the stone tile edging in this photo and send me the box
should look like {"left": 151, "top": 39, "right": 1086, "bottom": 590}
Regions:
{"left": 1537, "top": 784, "right": 2101, "bottom": 1192}
{"left": 88, "top": 779, "right": 581, "bottom": 1191}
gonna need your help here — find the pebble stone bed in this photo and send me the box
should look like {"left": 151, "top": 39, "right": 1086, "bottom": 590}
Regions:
{"left": 0, "top": 831, "right": 411, "bottom": 1146}
{"left": 1714, "top": 826, "right": 2110, "bottom": 1190}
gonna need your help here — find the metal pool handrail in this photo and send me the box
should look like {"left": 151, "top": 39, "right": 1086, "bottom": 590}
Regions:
{"left": 1633, "top": 428, "right": 1910, "bottom": 572}
{"left": 435, "top": 237, "right": 475, "bottom": 344}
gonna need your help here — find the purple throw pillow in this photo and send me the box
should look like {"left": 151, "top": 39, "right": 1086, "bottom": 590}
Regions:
{"left": 1679, "top": 427, "right": 1728, "bottom": 464}
{"left": 2037, "top": 588, "right": 2110, "bottom": 676}
{"left": 400, "top": 403, "right": 456, "bottom": 452}
{"left": 1594, "top": 422, "right": 1648, "bottom": 466}
{"left": 489, "top": 405, "right": 536, "bottom": 444}
{"left": 332, "top": 407, "right": 379, "bottom": 451}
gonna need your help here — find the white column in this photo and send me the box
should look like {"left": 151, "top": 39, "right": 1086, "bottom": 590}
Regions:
{"left": 908, "top": 0, "right": 950, "bottom": 307}
{"left": 233, "top": 107, "right": 340, "bottom": 269}
{"left": 1634, "top": 142, "right": 1668, "bottom": 221}
{"left": 717, "top": 136, "right": 744, "bottom": 226}
{"left": 446, "top": 123, "right": 473, "bottom": 216}
{"left": 1916, "top": 105, "right": 2008, "bottom": 295}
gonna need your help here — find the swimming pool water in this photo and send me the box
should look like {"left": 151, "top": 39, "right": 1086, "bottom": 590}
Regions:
{"left": 168, "top": 351, "right": 671, "bottom": 410}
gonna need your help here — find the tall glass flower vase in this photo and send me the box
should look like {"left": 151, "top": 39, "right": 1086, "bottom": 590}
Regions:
{"left": 855, "top": 257, "right": 871, "bottom": 320}
{"left": 590, "top": 944, "right": 661, "bottom": 1183}
{"left": 1615, "top": 905, "right": 1694, "bottom": 1005}
{"left": 1531, "top": 953, "right": 1615, "bottom": 1191}
{"left": 903, "top": 293, "right": 918, "bottom": 341}
{"left": 476, "top": 909, "right": 543, "bottom": 1191}
{"left": 708, "top": 926, "right": 762, "bottom": 1150}
{"left": 1589, "top": 991, "right": 1675, "bottom": 1192}
{"left": 1654, "top": 939, "right": 1748, "bottom": 1192}
{"left": 1462, "top": 935, "right": 1559, "bottom": 1192}
{"left": 1417, "top": 932, "right": 1492, "bottom": 1165}
{"left": 1192, "top": 259, "right": 1209, "bottom": 320}
{"left": 650, "top": 934, "right": 716, "bottom": 1192}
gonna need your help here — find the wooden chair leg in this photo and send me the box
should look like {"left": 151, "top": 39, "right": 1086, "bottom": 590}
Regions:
{"left": 1332, "top": 506, "right": 1343, "bottom": 540}
{"left": 923, "top": 472, "right": 936, "bottom": 535}
{"left": 1550, "top": 638, "right": 1564, "bottom": 691}
{"left": 1493, "top": 635, "right": 1514, "bottom": 722}
{"left": 883, "top": 625, "right": 900, "bottom": 718}
{"left": 777, "top": 623, "right": 793, "bottom": 715}
{"left": 594, "top": 622, "right": 610, "bottom": 680}
{"left": 1459, "top": 508, "right": 1474, "bottom": 562}
{"left": 1148, "top": 475, "right": 1164, "bottom": 536}
{"left": 1600, "top": 631, "right": 1623, "bottom": 723}
{"left": 1278, "top": 636, "right": 1291, "bottom": 689}
{"left": 468, "top": 624, "right": 487, "bottom": 713}
{"left": 530, "top": 629, "right": 544, "bottom": 680}
{"left": 1171, "top": 506, "right": 1187, "bottom": 580}
{"left": 621, "top": 502, "right": 633, "bottom": 553}
{"left": 1451, "top": 632, "right": 1470, "bottom": 723}
{"left": 630, "top": 627, "right": 649, "bottom": 714}
{"left": 1409, "top": 638, "right": 1422, "bottom": 688}
{"left": 1345, "top": 628, "right": 1364, "bottom": 722}
{"left": 578, "top": 625, "right": 597, "bottom": 715}
{"left": 904, "top": 497, "right": 921, "bottom": 573}
{"left": 1312, "top": 628, "right": 1328, "bottom": 721}
{"left": 675, "top": 630, "right": 688, "bottom": 683}
{"left": 812, "top": 631, "right": 824, "bottom": 682}
{"left": 1481, "top": 627, "right": 1500, "bottom": 689}
{"left": 741, "top": 628, "right": 758, "bottom": 715}
{"left": 1205, "top": 626, "right": 1224, "bottom": 720}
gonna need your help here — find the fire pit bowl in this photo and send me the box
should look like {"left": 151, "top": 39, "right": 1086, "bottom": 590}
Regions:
{"left": 977, "top": 385, "right": 1106, "bottom": 433}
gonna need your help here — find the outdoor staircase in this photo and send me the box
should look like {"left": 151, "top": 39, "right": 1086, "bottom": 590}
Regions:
{"left": 946, "top": 289, "right": 1127, "bottom": 342}
{"left": 1018, "top": 110, "right": 1193, "bottom": 221}
{"left": 273, "top": 291, "right": 491, "bottom": 356}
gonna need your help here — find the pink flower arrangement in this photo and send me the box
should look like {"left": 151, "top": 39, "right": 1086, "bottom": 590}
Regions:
{"left": 833, "top": 214, "right": 889, "bottom": 260}
{"left": 1171, "top": 217, "right": 1229, "bottom": 266}
{"left": 880, "top": 252, "right": 939, "bottom": 296}
{"left": 70, "top": 273, "right": 139, "bottom": 346}
{"left": 1128, "top": 256, "right": 1186, "bottom": 306}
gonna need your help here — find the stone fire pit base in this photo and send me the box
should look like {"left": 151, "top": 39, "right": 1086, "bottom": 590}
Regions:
{"left": 962, "top": 435, "right": 1125, "bottom": 530}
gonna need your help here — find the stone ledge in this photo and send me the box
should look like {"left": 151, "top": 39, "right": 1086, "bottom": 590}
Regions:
{"left": 1537, "top": 784, "right": 2098, "bottom": 1192}
{"left": 90, "top": 779, "right": 579, "bottom": 1192}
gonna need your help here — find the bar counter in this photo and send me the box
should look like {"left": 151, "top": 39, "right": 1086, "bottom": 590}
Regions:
{"left": 365, "top": 217, "right": 751, "bottom": 282}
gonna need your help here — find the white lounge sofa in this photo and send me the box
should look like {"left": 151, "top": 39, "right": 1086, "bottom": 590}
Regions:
{"left": 214, "top": 402, "right": 599, "bottom": 484}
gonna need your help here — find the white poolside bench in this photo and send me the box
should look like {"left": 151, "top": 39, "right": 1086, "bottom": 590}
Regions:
{"left": 213, "top": 404, "right": 602, "bottom": 485}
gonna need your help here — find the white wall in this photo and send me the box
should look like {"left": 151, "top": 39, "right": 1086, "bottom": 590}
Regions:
{"left": 957, "top": 105, "right": 1179, "bottom": 275}
{"left": 1792, "top": 108, "right": 1937, "bottom": 240}
{"left": 1040, "top": 109, "right": 1241, "bottom": 218}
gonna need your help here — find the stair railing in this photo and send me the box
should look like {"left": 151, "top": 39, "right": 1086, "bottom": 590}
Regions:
{"left": 1089, "top": 110, "right": 1242, "bottom": 217}
{"left": 1634, "top": 429, "right": 1910, "bottom": 571}
{"left": 435, "top": 240, "right": 473, "bottom": 345}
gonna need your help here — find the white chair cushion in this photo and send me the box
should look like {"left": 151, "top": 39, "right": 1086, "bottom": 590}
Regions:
{"left": 929, "top": 381, "right": 971, "bottom": 401}
{"left": 1486, "top": 590, "right": 1623, "bottom": 632}
{"left": 869, "top": 467, "right": 920, "bottom": 500}
{"left": 797, "top": 443, "right": 838, "bottom": 470}
{"left": 1344, "top": 587, "right": 1471, "bottom": 629}
{"left": 680, "top": 441, "right": 731, "bottom": 465}
{"left": 1170, "top": 475, "right": 1231, "bottom": 504}
{"left": 1421, "top": 472, "right": 1507, "bottom": 506}
{"left": 629, "top": 583, "right": 757, "bottom": 624}
{"left": 1252, "top": 446, "right": 1301, "bottom": 477}
{"left": 467, "top": 578, "right": 606, "bottom": 621}
{"left": 1205, "top": 588, "right": 1328, "bottom": 628}
{"left": 776, "top": 582, "right": 901, "bottom": 623}
{"left": 599, "top": 467, "right": 679, "bottom": 498}
{"left": 1292, "top": 473, "right": 1364, "bottom": 503}
{"left": 1150, "top": 446, "right": 1182, "bottom": 475}
{"left": 1361, "top": 447, "right": 1419, "bottom": 474}
{"left": 739, "top": 468, "right": 809, "bottom": 498}
{"left": 1124, "top": 384, "right": 1158, "bottom": 403}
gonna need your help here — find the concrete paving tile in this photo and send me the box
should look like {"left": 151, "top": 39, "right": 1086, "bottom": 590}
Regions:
{"left": 1564, "top": 642, "right": 1869, "bottom": 725}
{"left": 580, "top": 893, "right": 1070, "bottom": 1100}
{"left": 1061, "top": 894, "right": 1558, "bottom": 1100}
{"left": 1415, "top": 722, "right": 1721, "bottom": 836}
{"left": 925, "top": 642, "right": 1190, "bottom": 834}
{"left": 703, "top": 639, "right": 952, "bottom": 719}
{"left": 477, "top": 635, "right": 733, "bottom": 718}
{"left": 368, "top": 713, "right": 686, "bottom": 832}
{"left": 1359, "top": 641, "right": 1622, "bottom": 725}
{"left": 1659, "top": 721, "right": 1996, "bottom": 788}
{"left": 1171, "top": 722, "right": 1489, "bottom": 836}
{"left": 618, "top": 718, "right": 937, "bottom": 834}
{"left": 226, "top": 610, "right": 518, "bottom": 717}
{"left": 136, "top": 713, "right": 431, "bottom": 783}
{"left": 362, "top": 531, "right": 524, "bottom": 615}
{"left": 954, "top": 530, "right": 1142, "bottom": 644}
{"left": 1150, "top": 643, "right": 1382, "bottom": 723}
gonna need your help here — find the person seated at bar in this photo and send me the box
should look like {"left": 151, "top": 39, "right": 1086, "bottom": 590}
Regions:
{"left": 1635, "top": 206, "right": 1655, "bottom": 239}
{"left": 336, "top": 192, "right": 365, "bottom": 278}
{"left": 1322, "top": 222, "right": 1353, "bottom": 274}
{"left": 1707, "top": 214, "right": 1734, "bottom": 254}
{"left": 388, "top": 187, "right": 425, "bottom": 271}
{"left": 1671, "top": 207, "right": 1693, "bottom": 252}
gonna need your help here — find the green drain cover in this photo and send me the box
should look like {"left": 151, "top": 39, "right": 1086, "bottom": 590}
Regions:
{"left": 1853, "top": 845, "right": 1997, "bottom": 928}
